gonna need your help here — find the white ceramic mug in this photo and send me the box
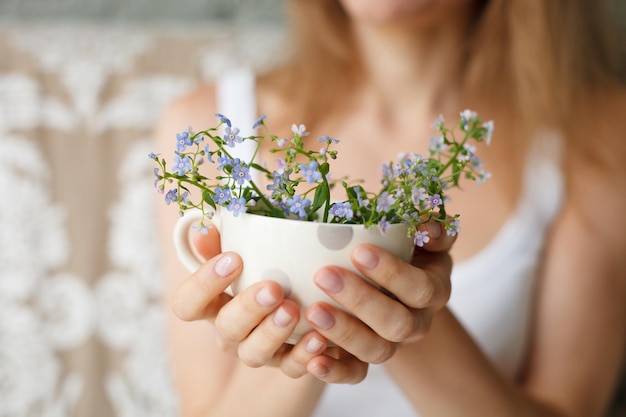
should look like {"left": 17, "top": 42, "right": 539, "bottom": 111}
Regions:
{"left": 173, "top": 208, "right": 414, "bottom": 343}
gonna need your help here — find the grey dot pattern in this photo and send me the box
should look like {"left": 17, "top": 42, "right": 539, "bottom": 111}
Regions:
{"left": 261, "top": 268, "right": 292, "bottom": 297}
{"left": 317, "top": 225, "right": 354, "bottom": 251}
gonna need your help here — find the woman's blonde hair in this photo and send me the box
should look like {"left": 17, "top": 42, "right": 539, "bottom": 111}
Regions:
{"left": 269, "top": 0, "right": 622, "bottom": 135}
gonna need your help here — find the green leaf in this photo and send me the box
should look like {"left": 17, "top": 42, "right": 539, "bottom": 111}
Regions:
{"left": 311, "top": 181, "right": 330, "bottom": 213}
{"left": 319, "top": 162, "right": 330, "bottom": 176}
{"left": 202, "top": 190, "right": 216, "bottom": 210}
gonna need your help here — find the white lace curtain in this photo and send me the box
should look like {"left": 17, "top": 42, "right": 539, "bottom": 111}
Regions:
{"left": 0, "top": 21, "right": 284, "bottom": 417}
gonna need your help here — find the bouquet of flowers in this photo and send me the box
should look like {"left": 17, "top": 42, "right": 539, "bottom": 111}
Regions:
{"left": 151, "top": 110, "right": 493, "bottom": 247}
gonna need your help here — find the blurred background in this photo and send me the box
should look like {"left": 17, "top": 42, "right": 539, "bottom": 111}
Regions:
{"left": 0, "top": 1, "right": 624, "bottom": 417}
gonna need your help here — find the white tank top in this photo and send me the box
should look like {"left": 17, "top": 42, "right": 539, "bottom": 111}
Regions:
{"left": 216, "top": 69, "right": 565, "bottom": 417}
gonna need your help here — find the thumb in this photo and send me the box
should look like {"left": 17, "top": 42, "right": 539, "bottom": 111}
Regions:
{"left": 419, "top": 218, "right": 457, "bottom": 253}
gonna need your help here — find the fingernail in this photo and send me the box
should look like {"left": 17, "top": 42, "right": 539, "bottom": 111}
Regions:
{"left": 307, "top": 307, "right": 335, "bottom": 330}
{"left": 305, "top": 336, "right": 324, "bottom": 354}
{"left": 352, "top": 246, "right": 379, "bottom": 269}
{"left": 423, "top": 221, "right": 442, "bottom": 239}
{"left": 309, "top": 363, "right": 329, "bottom": 378}
{"left": 214, "top": 253, "right": 239, "bottom": 277}
{"left": 315, "top": 269, "right": 343, "bottom": 293}
{"left": 256, "top": 286, "right": 278, "bottom": 306}
{"left": 273, "top": 306, "right": 293, "bottom": 327}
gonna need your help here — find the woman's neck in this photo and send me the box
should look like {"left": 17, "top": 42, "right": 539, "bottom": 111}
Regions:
{"left": 349, "top": 13, "right": 475, "bottom": 125}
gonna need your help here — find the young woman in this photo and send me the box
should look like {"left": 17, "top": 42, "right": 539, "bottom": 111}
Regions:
{"left": 156, "top": 1, "right": 626, "bottom": 416}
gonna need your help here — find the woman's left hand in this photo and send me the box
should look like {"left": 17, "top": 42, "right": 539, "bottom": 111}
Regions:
{"left": 301, "top": 220, "right": 455, "bottom": 383}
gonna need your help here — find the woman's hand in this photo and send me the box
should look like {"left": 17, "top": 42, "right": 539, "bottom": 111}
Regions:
{"left": 302, "top": 220, "right": 455, "bottom": 382}
{"left": 171, "top": 220, "right": 455, "bottom": 384}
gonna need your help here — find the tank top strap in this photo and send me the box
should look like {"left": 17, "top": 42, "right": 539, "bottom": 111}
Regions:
{"left": 215, "top": 68, "right": 258, "bottom": 162}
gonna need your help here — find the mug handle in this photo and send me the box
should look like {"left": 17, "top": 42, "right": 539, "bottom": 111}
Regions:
{"left": 173, "top": 208, "right": 222, "bottom": 271}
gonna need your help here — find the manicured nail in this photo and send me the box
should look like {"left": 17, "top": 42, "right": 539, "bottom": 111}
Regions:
{"left": 256, "top": 286, "right": 278, "bottom": 306}
{"left": 307, "top": 307, "right": 335, "bottom": 330}
{"left": 214, "top": 253, "right": 239, "bottom": 277}
{"left": 423, "top": 221, "right": 442, "bottom": 239}
{"left": 352, "top": 246, "right": 379, "bottom": 269}
{"left": 305, "top": 336, "right": 324, "bottom": 354}
{"left": 315, "top": 269, "right": 343, "bottom": 293}
{"left": 273, "top": 306, "right": 293, "bottom": 327}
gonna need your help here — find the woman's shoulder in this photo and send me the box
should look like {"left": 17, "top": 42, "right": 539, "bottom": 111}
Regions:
{"left": 157, "top": 83, "right": 218, "bottom": 136}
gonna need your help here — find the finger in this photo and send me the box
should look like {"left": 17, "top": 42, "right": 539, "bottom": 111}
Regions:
{"left": 305, "top": 302, "right": 397, "bottom": 362}
{"left": 314, "top": 265, "right": 431, "bottom": 343}
{"left": 214, "top": 280, "right": 285, "bottom": 344}
{"left": 351, "top": 244, "right": 451, "bottom": 310}
{"left": 236, "top": 299, "right": 301, "bottom": 368}
{"left": 307, "top": 347, "right": 368, "bottom": 384}
{"left": 279, "top": 332, "right": 328, "bottom": 378}
{"left": 192, "top": 222, "right": 222, "bottom": 260}
{"left": 419, "top": 218, "right": 457, "bottom": 253}
{"left": 172, "top": 252, "right": 242, "bottom": 321}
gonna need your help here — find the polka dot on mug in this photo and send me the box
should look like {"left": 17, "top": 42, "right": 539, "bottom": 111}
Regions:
{"left": 317, "top": 225, "right": 353, "bottom": 250}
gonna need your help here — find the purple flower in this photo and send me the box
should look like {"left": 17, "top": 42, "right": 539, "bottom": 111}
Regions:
{"left": 428, "top": 194, "right": 442, "bottom": 208}
{"left": 412, "top": 187, "right": 428, "bottom": 204}
{"left": 477, "top": 170, "right": 492, "bottom": 185}
{"left": 232, "top": 162, "right": 251, "bottom": 185}
{"left": 252, "top": 114, "right": 267, "bottom": 129}
{"left": 413, "top": 230, "right": 430, "bottom": 247}
{"left": 299, "top": 161, "right": 322, "bottom": 183}
{"left": 227, "top": 197, "right": 247, "bottom": 217}
{"left": 212, "top": 187, "right": 231, "bottom": 205}
{"left": 277, "top": 138, "right": 287, "bottom": 148}
{"left": 376, "top": 191, "right": 395, "bottom": 213}
{"left": 215, "top": 113, "right": 231, "bottom": 127}
{"left": 291, "top": 124, "right": 309, "bottom": 137}
{"left": 286, "top": 195, "right": 311, "bottom": 218}
{"left": 176, "top": 131, "right": 193, "bottom": 152}
{"left": 329, "top": 202, "right": 353, "bottom": 221}
{"left": 378, "top": 217, "right": 390, "bottom": 234}
{"left": 148, "top": 152, "right": 160, "bottom": 159}
{"left": 165, "top": 189, "right": 178, "bottom": 205}
{"left": 224, "top": 126, "right": 242, "bottom": 147}
{"left": 173, "top": 155, "right": 192, "bottom": 176}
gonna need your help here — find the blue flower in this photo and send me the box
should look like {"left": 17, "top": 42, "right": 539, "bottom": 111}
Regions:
{"left": 153, "top": 167, "right": 161, "bottom": 188}
{"left": 176, "top": 131, "right": 193, "bottom": 153}
{"left": 286, "top": 195, "right": 311, "bottom": 218}
{"left": 173, "top": 155, "right": 192, "bottom": 176}
{"left": 318, "top": 135, "right": 339, "bottom": 144}
{"left": 224, "top": 126, "right": 242, "bottom": 147}
{"left": 148, "top": 152, "right": 160, "bottom": 159}
{"left": 252, "top": 114, "right": 267, "bottom": 129}
{"left": 446, "top": 219, "right": 461, "bottom": 237}
{"left": 460, "top": 109, "right": 477, "bottom": 131}
{"left": 165, "top": 189, "right": 178, "bottom": 205}
{"left": 215, "top": 113, "right": 232, "bottom": 127}
{"left": 376, "top": 191, "right": 395, "bottom": 213}
{"left": 212, "top": 187, "right": 231, "bottom": 205}
{"left": 429, "top": 135, "right": 445, "bottom": 154}
{"left": 431, "top": 114, "right": 445, "bottom": 130}
{"left": 227, "top": 197, "right": 247, "bottom": 217}
{"left": 232, "top": 162, "right": 252, "bottom": 185}
{"left": 299, "top": 161, "right": 322, "bottom": 183}
{"left": 482, "top": 120, "right": 494, "bottom": 145}
{"left": 413, "top": 230, "right": 430, "bottom": 247}
{"left": 204, "top": 144, "right": 215, "bottom": 163}
{"left": 217, "top": 154, "right": 233, "bottom": 171}
{"left": 329, "top": 202, "right": 354, "bottom": 221}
